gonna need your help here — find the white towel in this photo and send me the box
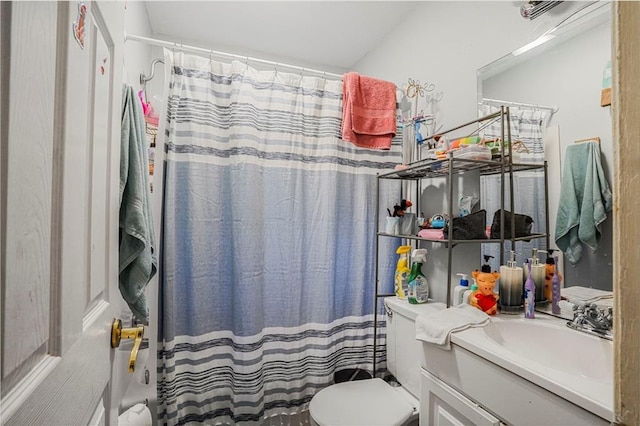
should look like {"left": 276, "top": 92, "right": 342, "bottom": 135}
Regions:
{"left": 561, "top": 286, "right": 613, "bottom": 305}
{"left": 415, "top": 304, "right": 490, "bottom": 350}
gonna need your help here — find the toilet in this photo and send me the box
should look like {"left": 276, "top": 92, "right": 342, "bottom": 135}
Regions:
{"left": 309, "top": 297, "right": 446, "bottom": 426}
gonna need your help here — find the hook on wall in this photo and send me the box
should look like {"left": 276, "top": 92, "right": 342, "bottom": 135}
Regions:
{"left": 140, "top": 58, "right": 165, "bottom": 86}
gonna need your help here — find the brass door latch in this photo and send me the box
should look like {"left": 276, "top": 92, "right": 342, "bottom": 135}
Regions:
{"left": 111, "top": 319, "right": 144, "bottom": 373}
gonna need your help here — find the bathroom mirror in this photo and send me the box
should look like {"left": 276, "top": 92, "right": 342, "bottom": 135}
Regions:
{"left": 477, "top": 2, "right": 613, "bottom": 293}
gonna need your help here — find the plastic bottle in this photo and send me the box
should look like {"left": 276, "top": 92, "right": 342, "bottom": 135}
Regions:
{"left": 408, "top": 249, "right": 429, "bottom": 304}
{"left": 527, "top": 249, "right": 547, "bottom": 303}
{"left": 394, "top": 245, "right": 412, "bottom": 299}
{"left": 524, "top": 263, "right": 535, "bottom": 319}
{"left": 453, "top": 273, "right": 469, "bottom": 306}
{"left": 552, "top": 255, "right": 562, "bottom": 315}
{"left": 499, "top": 251, "right": 524, "bottom": 314}
{"left": 481, "top": 255, "right": 494, "bottom": 273}
{"left": 463, "top": 280, "right": 478, "bottom": 304}
{"left": 542, "top": 249, "right": 561, "bottom": 303}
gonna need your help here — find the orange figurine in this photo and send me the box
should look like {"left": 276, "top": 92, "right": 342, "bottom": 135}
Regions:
{"left": 470, "top": 270, "right": 500, "bottom": 315}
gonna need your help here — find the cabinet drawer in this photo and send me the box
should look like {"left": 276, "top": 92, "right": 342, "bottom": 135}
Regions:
{"left": 421, "top": 368, "right": 503, "bottom": 426}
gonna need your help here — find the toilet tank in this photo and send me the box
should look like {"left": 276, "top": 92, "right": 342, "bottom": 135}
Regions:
{"left": 384, "top": 297, "right": 446, "bottom": 398}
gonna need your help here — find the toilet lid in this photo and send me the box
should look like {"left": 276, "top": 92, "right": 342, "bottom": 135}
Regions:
{"left": 309, "top": 378, "right": 414, "bottom": 426}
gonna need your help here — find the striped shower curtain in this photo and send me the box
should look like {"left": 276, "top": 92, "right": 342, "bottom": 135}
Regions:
{"left": 157, "top": 51, "right": 401, "bottom": 425}
{"left": 479, "top": 105, "right": 548, "bottom": 270}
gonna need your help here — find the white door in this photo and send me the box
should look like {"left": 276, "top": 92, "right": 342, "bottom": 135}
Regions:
{"left": 1, "top": 1, "right": 127, "bottom": 425}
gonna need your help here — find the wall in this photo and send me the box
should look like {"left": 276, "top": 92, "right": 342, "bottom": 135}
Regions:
{"left": 352, "top": 1, "right": 597, "bottom": 302}
{"left": 482, "top": 18, "right": 612, "bottom": 290}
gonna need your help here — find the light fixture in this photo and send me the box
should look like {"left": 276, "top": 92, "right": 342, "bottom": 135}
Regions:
{"left": 520, "top": 1, "right": 563, "bottom": 20}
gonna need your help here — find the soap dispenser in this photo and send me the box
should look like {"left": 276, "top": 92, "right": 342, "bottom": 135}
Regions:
{"left": 526, "top": 249, "right": 547, "bottom": 304}
{"left": 499, "top": 251, "right": 524, "bottom": 314}
{"left": 407, "top": 249, "right": 429, "bottom": 304}
{"left": 453, "top": 273, "right": 469, "bottom": 306}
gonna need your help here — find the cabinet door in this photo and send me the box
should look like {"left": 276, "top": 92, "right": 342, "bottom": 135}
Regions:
{"left": 421, "top": 369, "right": 503, "bottom": 426}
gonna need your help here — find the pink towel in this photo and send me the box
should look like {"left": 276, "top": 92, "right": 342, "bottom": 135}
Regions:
{"left": 342, "top": 72, "right": 396, "bottom": 150}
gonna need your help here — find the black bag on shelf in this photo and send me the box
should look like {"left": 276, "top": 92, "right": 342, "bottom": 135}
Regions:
{"left": 489, "top": 209, "right": 534, "bottom": 239}
{"left": 443, "top": 209, "right": 488, "bottom": 240}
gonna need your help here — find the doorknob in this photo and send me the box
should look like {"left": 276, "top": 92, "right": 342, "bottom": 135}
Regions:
{"left": 111, "top": 319, "right": 144, "bottom": 373}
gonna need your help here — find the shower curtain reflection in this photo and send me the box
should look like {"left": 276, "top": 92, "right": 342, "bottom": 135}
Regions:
{"left": 157, "top": 51, "right": 400, "bottom": 425}
{"left": 480, "top": 105, "right": 548, "bottom": 270}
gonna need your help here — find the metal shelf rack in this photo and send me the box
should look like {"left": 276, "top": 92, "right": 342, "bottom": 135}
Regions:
{"left": 371, "top": 107, "right": 550, "bottom": 375}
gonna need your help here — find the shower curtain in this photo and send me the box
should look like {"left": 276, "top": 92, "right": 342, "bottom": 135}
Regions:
{"left": 479, "top": 105, "right": 548, "bottom": 270}
{"left": 158, "top": 51, "right": 401, "bottom": 425}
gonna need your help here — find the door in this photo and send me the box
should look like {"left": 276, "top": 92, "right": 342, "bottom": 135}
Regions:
{"left": 1, "top": 1, "right": 126, "bottom": 425}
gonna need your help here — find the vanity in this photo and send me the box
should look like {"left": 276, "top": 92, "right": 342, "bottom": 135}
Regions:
{"left": 419, "top": 312, "right": 612, "bottom": 425}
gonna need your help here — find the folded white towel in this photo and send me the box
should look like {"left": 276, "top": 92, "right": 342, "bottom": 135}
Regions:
{"left": 561, "top": 286, "right": 613, "bottom": 304}
{"left": 415, "top": 304, "right": 490, "bottom": 350}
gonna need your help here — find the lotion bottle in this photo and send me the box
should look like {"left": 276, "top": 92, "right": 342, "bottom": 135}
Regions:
{"left": 453, "top": 273, "right": 469, "bottom": 306}
{"left": 408, "top": 249, "right": 429, "bottom": 304}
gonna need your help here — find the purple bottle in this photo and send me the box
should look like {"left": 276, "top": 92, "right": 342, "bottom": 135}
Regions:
{"left": 524, "top": 263, "right": 535, "bottom": 319}
{"left": 551, "top": 256, "right": 561, "bottom": 315}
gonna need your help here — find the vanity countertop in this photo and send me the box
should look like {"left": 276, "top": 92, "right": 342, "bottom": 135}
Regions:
{"left": 450, "top": 312, "right": 613, "bottom": 422}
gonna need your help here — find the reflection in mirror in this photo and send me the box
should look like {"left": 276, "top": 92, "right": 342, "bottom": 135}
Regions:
{"left": 477, "top": 3, "right": 612, "bottom": 295}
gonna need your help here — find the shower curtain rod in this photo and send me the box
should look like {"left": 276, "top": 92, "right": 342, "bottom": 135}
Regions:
{"left": 125, "top": 33, "right": 345, "bottom": 80}
{"left": 481, "top": 97, "right": 559, "bottom": 113}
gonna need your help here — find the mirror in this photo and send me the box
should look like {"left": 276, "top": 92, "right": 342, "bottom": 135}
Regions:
{"left": 477, "top": 2, "right": 612, "bottom": 293}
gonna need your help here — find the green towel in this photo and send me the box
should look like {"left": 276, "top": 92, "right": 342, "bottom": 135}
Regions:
{"left": 119, "top": 85, "right": 157, "bottom": 323}
{"left": 555, "top": 142, "right": 612, "bottom": 264}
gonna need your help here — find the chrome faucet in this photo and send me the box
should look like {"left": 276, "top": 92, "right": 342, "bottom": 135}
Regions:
{"left": 566, "top": 303, "right": 613, "bottom": 340}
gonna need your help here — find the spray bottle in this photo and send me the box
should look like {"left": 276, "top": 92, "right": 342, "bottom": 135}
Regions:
{"left": 394, "top": 245, "right": 412, "bottom": 299}
{"left": 524, "top": 263, "right": 535, "bottom": 319}
{"left": 408, "top": 249, "right": 429, "bottom": 304}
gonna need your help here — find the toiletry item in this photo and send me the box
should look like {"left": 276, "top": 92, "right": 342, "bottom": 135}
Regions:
{"left": 551, "top": 255, "right": 562, "bottom": 314}
{"left": 394, "top": 245, "right": 412, "bottom": 299}
{"left": 499, "top": 251, "right": 524, "bottom": 314}
{"left": 408, "top": 249, "right": 429, "bottom": 304}
{"left": 482, "top": 255, "right": 494, "bottom": 273}
{"left": 542, "top": 249, "right": 561, "bottom": 302}
{"left": 528, "top": 249, "right": 547, "bottom": 303}
{"left": 453, "top": 273, "right": 469, "bottom": 306}
{"left": 462, "top": 280, "right": 478, "bottom": 304}
{"left": 524, "top": 263, "right": 535, "bottom": 319}
{"left": 470, "top": 269, "right": 500, "bottom": 315}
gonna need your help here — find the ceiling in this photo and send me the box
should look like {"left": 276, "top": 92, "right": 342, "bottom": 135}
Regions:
{"left": 143, "top": 1, "right": 420, "bottom": 72}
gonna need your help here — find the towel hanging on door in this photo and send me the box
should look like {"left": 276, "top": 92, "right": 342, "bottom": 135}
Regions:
{"left": 119, "top": 84, "right": 157, "bottom": 323}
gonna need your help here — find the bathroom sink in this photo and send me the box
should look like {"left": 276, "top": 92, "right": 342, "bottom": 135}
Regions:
{"left": 449, "top": 313, "right": 613, "bottom": 422}
{"left": 482, "top": 317, "right": 612, "bottom": 382}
